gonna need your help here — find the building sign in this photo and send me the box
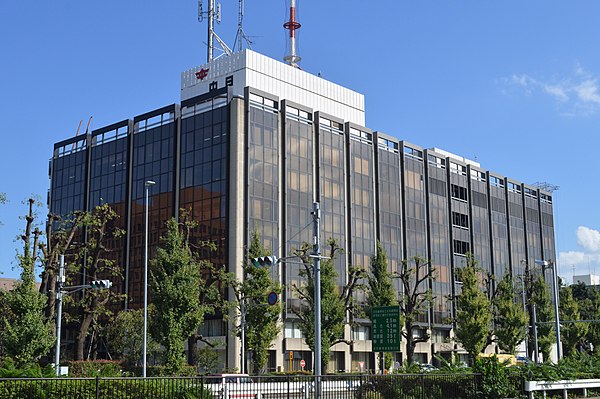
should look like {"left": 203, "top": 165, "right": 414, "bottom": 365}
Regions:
{"left": 371, "top": 306, "right": 401, "bottom": 352}
{"left": 195, "top": 68, "right": 209, "bottom": 80}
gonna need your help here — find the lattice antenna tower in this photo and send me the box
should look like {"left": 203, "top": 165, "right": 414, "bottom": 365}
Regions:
{"left": 233, "top": 0, "right": 252, "bottom": 52}
{"left": 283, "top": 0, "right": 301, "bottom": 68}
{"left": 532, "top": 182, "right": 560, "bottom": 192}
{"left": 198, "top": 0, "right": 232, "bottom": 62}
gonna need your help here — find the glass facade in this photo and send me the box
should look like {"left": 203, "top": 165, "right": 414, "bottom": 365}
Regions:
{"left": 51, "top": 137, "right": 87, "bottom": 221}
{"left": 247, "top": 93, "right": 280, "bottom": 255}
{"left": 377, "top": 137, "right": 403, "bottom": 273}
{"left": 524, "top": 186, "right": 542, "bottom": 268}
{"left": 349, "top": 127, "right": 376, "bottom": 305}
{"left": 129, "top": 107, "right": 177, "bottom": 308}
{"left": 49, "top": 79, "right": 558, "bottom": 370}
{"left": 284, "top": 104, "right": 314, "bottom": 310}
{"left": 469, "top": 168, "right": 492, "bottom": 276}
{"left": 489, "top": 176, "right": 509, "bottom": 279}
{"left": 89, "top": 123, "right": 130, "bottom": 296}
{"left": 180, "top": 95, "right": 229, "bottom": 266}
{"left": 425, "top": 152, "right": 451, "bottom": 325}
{"left": 318, "top": 116, "right": 348, "bottom": 285}
{"left": 507, "top": 181, "right": 526, "bottom": 278}
{"left": 402, "top": 144, "right": 428, "bottom": 259}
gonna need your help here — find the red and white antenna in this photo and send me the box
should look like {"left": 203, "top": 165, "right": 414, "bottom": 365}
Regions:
{"left": 283, "top": 0, "right": 301, "bottom": 68}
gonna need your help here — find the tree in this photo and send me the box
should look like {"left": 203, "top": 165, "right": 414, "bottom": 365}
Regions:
{"left": 395, "top": 256, "right": 434, "bottom": 365}
{"left": 68, "top": 203, "right": 125, "bottom": 360}
{"left": 38, "top": 210, "right": 85, "bottom": 337}
{"left": 493, "top": 273, "right": 528, "bottom": 354}
{"left": 528, "top": 273, "right": 554, "bottom": 362}
{"left": 559, "top": 284, "right": 588, "bottom": 357}
{"left": 366, "top": 242, "right": 397, "bottom": 370}
{"left": 106, "top": 308, "right": 159, "bottom": 368}
{"left": 571, "top": 282, "right": 600, "bottom": 352}
{"left": 292, "top": 238, "right": 365, "bottom": 373}
{"left": 0, "top": 198, "right": 54, "bottom": 366}
{"left": 234, "top": 232, "right": 282, "bottom": 374}
{"left": 454, "top": 254, "right": 492, "bottom": 362}
{"left": 150, "top": 215, "right": 227, "bottom": 373}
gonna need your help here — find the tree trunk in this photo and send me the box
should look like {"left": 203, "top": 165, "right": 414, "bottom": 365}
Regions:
{"left": 76, "top": 312, "right": 94, "bottom": 361}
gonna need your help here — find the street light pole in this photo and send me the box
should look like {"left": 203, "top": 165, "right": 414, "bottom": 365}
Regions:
{"left": 143, "top": 180, "right": 155, "bottom": 378}
{"left": 535, "top": 259, "right": 562, "bottom": 361}
{"left": 312, "top": 202, "right": 322, "bottom": 399}
{"left": 54, "top": 255, "right": 65, "bottom": 376}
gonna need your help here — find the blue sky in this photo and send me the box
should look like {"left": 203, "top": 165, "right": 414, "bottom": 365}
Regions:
{"left": 1, "top": 1, "right": 599, "bottom": 282}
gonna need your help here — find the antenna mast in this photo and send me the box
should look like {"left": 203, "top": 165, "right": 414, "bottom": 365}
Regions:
{"left": 234, "top": 0, "right": 252, "bottom": 52}
{"left": 283, "top": 0, "right": 301, "bottom": 68}
{"left": 198, "top": 0, "right": 232, "bottom": 62}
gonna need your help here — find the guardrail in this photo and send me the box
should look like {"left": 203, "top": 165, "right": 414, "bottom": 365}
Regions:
{"left": 0, "top": 373, "right": 482, "bottom": 399}
{"left": 525, "top": 379, "right": 600, "bottom": 399}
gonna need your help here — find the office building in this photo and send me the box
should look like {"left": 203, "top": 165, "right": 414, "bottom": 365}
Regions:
{"left": 49, "top": 50, "right": 556, "bottom": 372}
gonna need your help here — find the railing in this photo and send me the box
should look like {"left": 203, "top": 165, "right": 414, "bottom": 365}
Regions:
{"left": 0, "top": 373, "right": 482, "bottom": 399}
{"left": 525, "top": 379, "right": 600, "bottom": 399}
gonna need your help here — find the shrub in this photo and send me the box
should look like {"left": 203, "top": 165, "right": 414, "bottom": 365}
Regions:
{"left": 67, "top": 360, "right": 123, "bottom": 377}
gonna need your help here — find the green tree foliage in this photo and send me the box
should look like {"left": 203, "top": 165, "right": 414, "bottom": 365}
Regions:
{"left": 66, "top": 204, "right": 125, "bottom": 360}
{"left": 150, "top": 215, "right": 228, "bottom": 374}
{"left": 454, "top": 254, "right": 492, "bottom": 361}
{"left": 559, "top": 284, "right": 588, "bottom": 357}
{"left": 106, "top": 308, "right": 159, "bottom": 368}
{"left": 292, "top": 238, "right": 365, "bottom": 373}
{"left": 0, "top": 198, "right": 54, "bottom": 366}
{"left": 366, "top": 242, "right": 397, "bottom": 370}
{"left": 235, "top": 232, "right": 282, "bottom": 374}
{"left": 571, "top": 282, "right": 600, "bottom": 351}
{"left": 396, "top": 256, "right": 434, "bottom": 365}
{"left": 493, "top": 273, "right": 528, "bottom": 354}
{"left": 528, "top": 274, "right": 554, "bottom": 362}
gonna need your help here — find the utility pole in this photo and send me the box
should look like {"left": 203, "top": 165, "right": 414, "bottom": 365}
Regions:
{"left": 312, "top": 202, "right": 322, "bottom": 399}
{"left": 54, "top": 255, "right": 65, "bottom": 376}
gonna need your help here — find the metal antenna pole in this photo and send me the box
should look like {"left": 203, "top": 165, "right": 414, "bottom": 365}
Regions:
{"left": 283, "top": 0, "right": 302, "bottom": 67}
{"left": 55, "top": 254, "right": 65, "bottom": 376}
{"left": 312, "top": 202, "right": 322, "bottom": 399}
{"left": 207, "top": 0, "right": 215, "bottom": 61}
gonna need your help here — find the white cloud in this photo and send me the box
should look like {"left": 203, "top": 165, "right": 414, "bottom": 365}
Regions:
{"left": 502, "top": 65, "right": 600, "bottom": 115}
{"left": 576, "top": 226, "right": 600, "bottom": 252}
{"left": 558, "top": 226, "right": 600, "bottom": 284}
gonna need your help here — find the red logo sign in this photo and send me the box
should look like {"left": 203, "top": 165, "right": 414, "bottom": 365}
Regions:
{"left": 195, "top": 68, "right": 209, "bottom": 80}
{"left": 300, "top": 360, "right": 306, "bottom": 368}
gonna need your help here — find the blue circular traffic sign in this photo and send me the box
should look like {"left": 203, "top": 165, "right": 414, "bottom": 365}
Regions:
{"left": 267, "top": 291, "right": 279, "bottom": 306}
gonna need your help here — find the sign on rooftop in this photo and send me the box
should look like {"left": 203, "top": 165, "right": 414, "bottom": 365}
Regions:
{"left": 371, "top": 306, "right": 401, "bottom": 352}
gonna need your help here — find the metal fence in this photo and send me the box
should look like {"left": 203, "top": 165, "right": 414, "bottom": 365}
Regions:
{"left": 0, "top": 373, "right": 482, "bottom": 399}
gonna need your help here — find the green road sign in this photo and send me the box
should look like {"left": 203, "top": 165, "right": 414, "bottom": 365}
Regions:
{"left": 372, "top": 306, "right": 401, "bottom": 352}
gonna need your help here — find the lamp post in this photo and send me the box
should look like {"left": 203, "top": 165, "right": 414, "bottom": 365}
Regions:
{"left": 143, "top": 180, "right": 155, "bottom": 378}
{"left": 535, "top": 259, "right": 561, "bottom": 361}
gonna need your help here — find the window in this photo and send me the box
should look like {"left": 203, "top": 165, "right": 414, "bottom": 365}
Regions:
{"left": 540, "top": 193, "right": 552, "bottom": 204}
{"left": 453, "top": 240, "right": 470, "bottom": 256}
{"left": 284, "top": 321, "right": 304, "bottom": 339}
{"left": 450, "top": 162, "right": 467, "bottom": 176}
{"left": 470, "top": 170, "right": 486, "bottom": 182}
{"left": 378, "top": 137, "right": 399, "bottom": 153}
{"left": 352, "top": 325, "right": 371, "bottom": 341}
{"left": 450, "top": 184, "right": 468, "bottom": 201}
{"left": 404, "top": 145, "right": 423, "bottom": 160}
{"left": 452, "top": 212, "right": 469, "bottom": 228}
{"left": 507, "top": 182, "right": 521, "bottom": 194}
{"left": 490, "top": 176, "right": 504, "bottom": 188}
{"left": 428, "top": 154, "right": 446, "bottom": 169}
{"left": 524, "top": 187, "right": 538, "bottom": 199}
